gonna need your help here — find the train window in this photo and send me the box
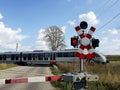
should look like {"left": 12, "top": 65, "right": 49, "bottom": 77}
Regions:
{"left": 3, "top": 55, "right": 6, "bottom": 60}
{"left": 39, "top": 53, "right": 44, "bottom": 57}
{"left": 44, "top": 53, "right": 49, "bottom": 57}
{"left": 62, "top": 52, "right": 69, "bottom": 57}
{"left": 96, "top": 54, "right": 100, "bottom": 57}
{"left": 16, "top": 57, "right": 19, "bottom": 60}
{"left": 6, "top": 54, "right": 11, "bottom": 58}
{"left": 28, "top": 54, "right": 32, "bottom": 60}
{"left": 15, "top": 54, "right": 19, "bottom": 60}
{"left": 23, "top": 54, "right": 27, "bottom": 60}
{"left": 69, "top": 52, "right": 75, "bottom": 57}
{"left": 38, "top": 53, "right": 44, "bottom": 60}
{"left": 0, "top": 55, "right": 2, "bottom": 60}
{"left": 56, "top": 53, "right": 63, "bottom": 57}
{"left": 23, "top": 57, "right": 26, "bottom": 60}
{"left": 32, "top": 54, "right": 39, "bottom": 60}
{"left": 56, "top": 52, "right": 75, "bottom": 57}
{"left": 36, "top": 54, "right": 39, "bottom": 60}
{"left": 11, "top": 55, "right": 15, "bottom": 60}
{"left": 0, "top": 55, "right": 3, "bottom": 60}
{"left": 44, "top": 53, "right": 49, "bottom": 60}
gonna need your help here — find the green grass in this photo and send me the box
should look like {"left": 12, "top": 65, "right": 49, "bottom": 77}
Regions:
{"left": 51, "top": 61, "right": 120, "bottom": 90}
{"left": 0, "top": 63, "right": 17, "bottom": 70}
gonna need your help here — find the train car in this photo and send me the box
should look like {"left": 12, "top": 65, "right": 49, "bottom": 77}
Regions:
{"left": 21, "top": 49, "right": 79, "bottom": 65}
{"left": 0, "top": 49, "right": 107, "bottom": 65}
{"left": 93, "top": 50, "right": 109, "bottom": 64}
{"left": 0, "top": 52, "right": 21, "bottom": 63}
{"left": 21, "top": 51, "right": 54, "bottom": 65}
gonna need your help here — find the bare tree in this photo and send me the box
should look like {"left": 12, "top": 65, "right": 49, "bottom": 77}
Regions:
{"left": 42, "top": 25, "right": 66, "bottom": 50}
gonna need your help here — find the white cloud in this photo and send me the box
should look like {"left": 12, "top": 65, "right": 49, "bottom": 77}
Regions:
{"left": 108, "top": 28, "right": 118, "bottom": 35}
{"left": 68, "top": 20, "right": 76, "bottom": 26}
{"left": 0, "top": 21, "right": 28, "bottom": 51}
{"left": 0, "top": 13, "right": 3, "bottom": 19}
{"left": 100, "top": 37, "right": 108, "bottom": 44}
{"left": 112, "top": 38, "right": 120, "bottom": 43}
{"left": 99, "top": 27, "right": 120, "bottom": 55}
{"left": 98, "top": 37, "right": 120, "bottom": 55}
{"left": 34, "top": 28, "right": 49, "bottom": 50}
{"left": 0, "top": 22, "right": 5, "bottom": 28}
{"left": 102, "top": 28, "right": 119, "bottom": 36}
{"left": 79, "top": 11, "right": 99, "bottom": 25}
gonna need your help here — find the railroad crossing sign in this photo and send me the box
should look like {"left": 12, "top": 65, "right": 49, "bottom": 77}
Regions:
{"left": 74, "top": 21, "right": 97, "bottom": 60}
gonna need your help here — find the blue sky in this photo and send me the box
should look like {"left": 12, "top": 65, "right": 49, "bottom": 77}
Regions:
{"left": 0, "top": 0, "right": 120, "bottom": 55}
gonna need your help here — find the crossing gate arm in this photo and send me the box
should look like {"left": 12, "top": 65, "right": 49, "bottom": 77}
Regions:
{"left": 0, "top": 75, "right": 62, "bottom": 84}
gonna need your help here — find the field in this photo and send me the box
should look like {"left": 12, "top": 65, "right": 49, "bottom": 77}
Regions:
{"left": 51, "top": 57, "right": 120, "bottom": 90}
{"left": 0, "top": 63, "right": 17, "bottom": 70}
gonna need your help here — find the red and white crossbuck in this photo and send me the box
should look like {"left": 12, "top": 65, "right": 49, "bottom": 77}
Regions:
{"left": 75, "top": 25, "right": 96, "bottom": 59}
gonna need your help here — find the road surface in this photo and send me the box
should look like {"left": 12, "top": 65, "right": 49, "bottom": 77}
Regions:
{"left": 0, "top": 65, "right": 55, "bottom": 90}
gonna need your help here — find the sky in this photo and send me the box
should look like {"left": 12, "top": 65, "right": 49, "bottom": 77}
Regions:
{"left": 0, "top": 0, "right": 120, "bottom": 55}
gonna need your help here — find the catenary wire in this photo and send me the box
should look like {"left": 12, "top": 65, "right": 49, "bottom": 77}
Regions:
{"left": 96, "top": 12, "right": 120, "bottom": 32}
{"left": 97, "top": 0, "right": 119, "bottom": 18}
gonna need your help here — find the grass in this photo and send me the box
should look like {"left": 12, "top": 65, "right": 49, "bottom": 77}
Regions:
{"left": 0, "top": 63, "right": 17, "bottom": 70}
{"left": 51, "top": 61, "right": 120, "bottom": 90}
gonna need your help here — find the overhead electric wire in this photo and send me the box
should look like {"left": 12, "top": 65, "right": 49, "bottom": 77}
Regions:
{"left": 97, "top": 12, "right": 120, "bottom": 32}
{"left": 95, "top": 0, "right": 120, "bottom": 32}
{"left": 97, "top": 0, "right": 119, "bottom": 17}
{"left": 107, "top": 0, "right": 119, "bottom": 9}
{"left": 97, "top": 0, "right": 112, "bottom": 17}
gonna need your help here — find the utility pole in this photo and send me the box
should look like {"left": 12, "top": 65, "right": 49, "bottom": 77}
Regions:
{"left": 16, "top": 43, "right": 18, "bottom": 52}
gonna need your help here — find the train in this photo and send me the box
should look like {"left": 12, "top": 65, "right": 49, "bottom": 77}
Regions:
{"left": 0, "top": 49, "right": 108, "bottom": 65}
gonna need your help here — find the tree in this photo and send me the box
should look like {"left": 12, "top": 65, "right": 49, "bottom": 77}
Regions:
{"left": 42, "top": 25, "right": 66, "bottom": 50}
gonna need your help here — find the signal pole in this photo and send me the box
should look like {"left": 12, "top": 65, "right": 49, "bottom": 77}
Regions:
{"left": 16, "top": 43, "right": 18, "bottom": 52}
{"left": 68, "top": 21, "right": 100, "bottom": 90}
{"left": 80, "top": 59, "right": 83, "bottom": 72}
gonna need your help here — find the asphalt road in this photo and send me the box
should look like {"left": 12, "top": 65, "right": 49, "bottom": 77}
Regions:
{"left": 0, "top": 65, "right": 54, "bottom": 90}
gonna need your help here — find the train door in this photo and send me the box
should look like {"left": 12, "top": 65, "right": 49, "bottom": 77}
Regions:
{"left": 50, "top": 53, "right": 56, "bottom": 60}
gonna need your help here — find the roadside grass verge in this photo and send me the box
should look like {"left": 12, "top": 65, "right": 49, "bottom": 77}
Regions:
{"left": 51, "top": 61, "right": 120, "bottom": 90}
{"left": 0, "top": 63, "right": 17, "bottom": 70}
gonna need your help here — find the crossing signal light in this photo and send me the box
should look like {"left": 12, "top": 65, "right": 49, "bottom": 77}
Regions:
{"left": 80, "top": 21, "right": 88, "bottom": 29}
{"left": 92, "top": 38, "right": 100, "bottom": 48}
{"left": 71, "top": 36, "right": 79, "bottom": 48}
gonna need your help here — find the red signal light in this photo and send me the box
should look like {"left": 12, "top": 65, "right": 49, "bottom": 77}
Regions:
{"left": 72, "top": 39, "right": 77, "bottom": 45}
{"left": 71, "top": 36, "right": 78, "bottom": 47}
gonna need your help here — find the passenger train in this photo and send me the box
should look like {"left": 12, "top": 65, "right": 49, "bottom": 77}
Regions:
{"left": 0, "top": 49, "right": 108, "bottom": 65}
